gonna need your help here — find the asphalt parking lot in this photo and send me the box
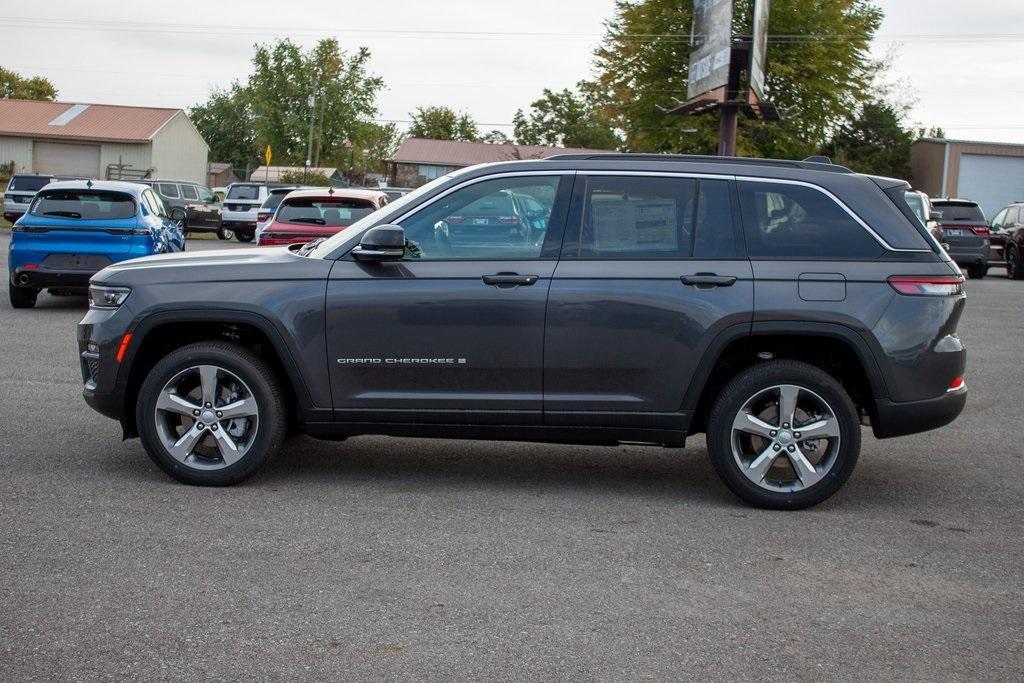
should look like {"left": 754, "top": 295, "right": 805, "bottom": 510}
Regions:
{"left": 1, "top": 231, "right": 1021, "bottom": 680}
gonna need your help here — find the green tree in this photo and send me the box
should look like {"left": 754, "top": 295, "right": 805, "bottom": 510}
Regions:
{"left": 279, "top": 169, "right": 332, "bottom": 186}
{"left": 407, "top": 106, "right": 479, "bottom": 141}
{"left": 188, "top": 83, "right": 256, "bottom": 168}
{"left": 0, "top": 67, "right": 58, "bottom": 100}
{"left": 824, "top": 100, "right": 913, "bottom": 178}
{"left": 248, "top": 38, "right": 384, "bottom": 168}
{"left": 482, "top": 129, "right": 512, "bottom": 145}
{"left": 513, "top": 84, "right": 621, "bottom": 149}
{"left": 588, "top": 0, "right": 883, "bottom": 158}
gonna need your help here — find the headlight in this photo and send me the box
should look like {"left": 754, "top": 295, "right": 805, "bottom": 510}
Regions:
{"left": 88, "top": 285, "right": 131, "bottom": 309}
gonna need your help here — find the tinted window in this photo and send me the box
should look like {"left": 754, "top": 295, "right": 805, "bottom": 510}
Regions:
{"left": 30, "top": 190, "right": 136, "bottom": 220}
{"left": 400, "top": 175, "right": 561, "bottom": 260}
{"left": 931, "top": 201, "right": 985, "bottom": 223}
{"left": 1008, "top": 207, "right": 1021, "bottom": 225}
{"left": 157, "top": 182, "right": 180, "bottom": 198}
{"left": 569, "top": 176, "right": 735, "bottom": 259}
{"left": 8, "top": 176, "right": 50, "bottom": 192}
{"left": 180, "top": 184, "right": 199, "bottom": 200}
{"left": 263, "top": 191, "right": 294, "bottom": 210}
{"left": 277, "top": 197, "right": 377, "bottom": 228}
{"left": 227, "top": 184, "right": 261, "bottom": 200}
{"left": 197, "top": 186, "right": 215, "bottom": 202}
{"left": 992, "top": 208, "right": 1008, "bottom": 228}
{"left": 738, "top": 181, "right": 884, "bottom": 259}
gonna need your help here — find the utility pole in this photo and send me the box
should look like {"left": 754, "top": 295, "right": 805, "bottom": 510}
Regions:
{"left": 304, "top": 93, "right": 315, "bottom": 184}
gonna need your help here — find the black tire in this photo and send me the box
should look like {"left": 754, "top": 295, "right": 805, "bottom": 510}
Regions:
{"left": 1008, "top": 247, "right": 1024, "bottom": 280}
{"left": 706, "top": 360, "right": 861, "bottom": 510}
{"left": 217, "top": 226, "right": 234, "bottom": 241}
{"left": 136, "top": 342, "right": 287, "bottom": 485}
{"left": 966, "top": 263, "right": 987, "bottom": 279}
{"left": 235, "top": 231, "right": 254, "bottom": 243}
{"left": 9, "top": 283, "right": 37, "bottom": 308}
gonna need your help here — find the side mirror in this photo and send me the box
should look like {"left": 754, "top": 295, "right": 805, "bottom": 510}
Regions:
{"left": 352, "top": 224, "right": 405, "bottom": 261}
{"left": 169, "top": 207, "right": 187, "bottom": 226}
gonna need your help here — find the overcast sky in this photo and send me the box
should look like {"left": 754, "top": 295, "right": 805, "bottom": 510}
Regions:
{"left": 3, "top": 0, "right": 1022, "bottom": 143}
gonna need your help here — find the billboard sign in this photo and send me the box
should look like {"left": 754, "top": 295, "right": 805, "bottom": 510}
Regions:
{"left": 749, "top": 0, "right": 770, "bottom": 101}
{"left": 687, "top": 0, "right": 734, "bottom": 101}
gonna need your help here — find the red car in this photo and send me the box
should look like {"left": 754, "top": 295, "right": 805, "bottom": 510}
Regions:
{"left": 257, "top": 188, "right": 389, "bottom": 247}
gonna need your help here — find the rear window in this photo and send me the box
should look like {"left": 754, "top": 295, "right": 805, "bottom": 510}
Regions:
{"left": 8, "top": 176, "right": 51, "bottom": 192}
{"left": 277, "top": 197, "right": 376, "bottom": 227}
{"left": 30, "top": 189, "right": 136, "bottom": 220}
{"left": 262, "top": 189, "right": 298, "bottom": 210}
{"left": 932, "top": 201, "right": 985, "bottom": 223}
{"left": 227, "top": 184, "right": 261, "bottom": 200}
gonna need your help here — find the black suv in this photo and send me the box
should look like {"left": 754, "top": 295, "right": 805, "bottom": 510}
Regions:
{"left": 138, "top": 179, "right": 225, "bottom": 238}
{"left": 77, "top": 155, "right": 967, "bottom": 509}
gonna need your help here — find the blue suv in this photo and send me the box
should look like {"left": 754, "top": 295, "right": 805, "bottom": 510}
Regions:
{"left": 9, "top": 180, "right": 184, "bottom": 308}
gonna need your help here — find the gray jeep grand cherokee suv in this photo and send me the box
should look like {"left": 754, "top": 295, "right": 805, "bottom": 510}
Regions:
{"left": 77, "top": 155, "right": 967, "bottom": 509}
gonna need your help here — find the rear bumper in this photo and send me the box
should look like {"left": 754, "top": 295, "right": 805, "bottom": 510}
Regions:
{"left": 872, "top": 387, "right": 966, "bottom": 439}
{"left": 948, "top": 244, "right": 990, "bottom": 266}
{"left": 10, "top": 267, "right": 93, "bottom": 290}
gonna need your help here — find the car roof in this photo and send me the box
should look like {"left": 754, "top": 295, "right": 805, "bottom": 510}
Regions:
{"left": 40, "top": 179, "right": 149, "bottom": 196}
{"left": 931, "top": 198, "right": 979, "bottom": 205}
{"left": 544, "top": 153, "right": 854, "bottom": 174}
{"left": 281, "top": 188, "right": 386, "bottom": 201}
{"left": 147, "top": 178, "right": 201, "bottom": 185}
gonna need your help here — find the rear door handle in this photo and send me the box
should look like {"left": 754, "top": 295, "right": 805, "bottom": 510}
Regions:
{"left": 482, "top": 273, "right": 539, "bottom": 287}
{"left": 681, "top": 274, "right": 737, "bottom": 288}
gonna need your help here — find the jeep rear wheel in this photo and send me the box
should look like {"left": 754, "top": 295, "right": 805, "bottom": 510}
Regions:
{"left": 707, "top": 360, "right": 861, "bottom": 510}
{"left": 136, "top": 342, "right": 286, "bottom": 485}
{"left": 9, "top": 283, "right": 37, "bottom": 308}
{"left": 966, "top": 263, "right": 987, "bottom": 279}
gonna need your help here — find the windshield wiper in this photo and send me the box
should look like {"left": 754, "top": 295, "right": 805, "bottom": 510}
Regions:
{"left": 296, "top": 238, "right": 326, "bottom": 256}
{"left": 287, "top": 217, "right": 326, "bottom": 225}
{"left": 43, "top": 210, "right": 82, "bottom": 218}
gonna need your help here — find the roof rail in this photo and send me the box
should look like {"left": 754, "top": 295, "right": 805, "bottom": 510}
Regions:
{"left": 543, "top": 152, "right": 852, "bottom": 173}
{"left": 803, "top": 155, "right": 832, "bottom": 164}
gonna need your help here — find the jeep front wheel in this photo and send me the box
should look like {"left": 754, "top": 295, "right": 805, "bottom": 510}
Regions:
{"left": 706, "top": 360, "right": 861, "bottom": 510}
{"left": 136, "top": 342, "right": 286, "bottom": 485}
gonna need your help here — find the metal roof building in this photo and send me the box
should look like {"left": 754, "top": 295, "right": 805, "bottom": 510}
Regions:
{"left": 0, "top": 99, "right": 209, "bottom": 184}
{"left": 387, "top": 138, "right": 613, "bottom": 187}
{"left": 911, "top": 138, "right": 1024, "bottom": 219}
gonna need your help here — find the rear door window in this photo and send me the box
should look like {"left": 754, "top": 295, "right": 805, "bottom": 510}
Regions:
{"left": 180, "top": 184, "right": 199, "bottom": 200}
{"left": 30, "top": 190, "right": 136, "bottom": 220}
{"left": 738, "top": 181, "right": 884, "bottom": 259}
{"left": 227, "top": 184, "right": 261, "bottom": 200}
{"left": 566, "top": 175, "right": 737, "bottom": 259}
{"left": 157, "top": 182, "right": 180, "bottom": 198}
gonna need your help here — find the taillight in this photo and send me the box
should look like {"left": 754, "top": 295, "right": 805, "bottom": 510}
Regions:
{"left": 887, "top": 275, "right": 964, "bottom": 296}
{"left": 21, "top": 263, "right": 38, "bottom": 270}
{"left": 969, "top": 227, "right": 991, "bottom": 236}
{"left": 258, "top": 212, "right": 272, "bottom": 222}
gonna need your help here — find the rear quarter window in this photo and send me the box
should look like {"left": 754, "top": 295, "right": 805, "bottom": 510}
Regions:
{"left": 738, "top": 181, "right": 884, "bottom": 259}
{"left": 30, "top": 190, "right": 136, "bottom": 220}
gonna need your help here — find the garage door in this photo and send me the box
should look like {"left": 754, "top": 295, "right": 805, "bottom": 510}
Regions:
{"left": 33, "top": 140, "right": 101, "bottom": 178}
{"left": 958, "top": 154, "right": 1024, "bottom": 220}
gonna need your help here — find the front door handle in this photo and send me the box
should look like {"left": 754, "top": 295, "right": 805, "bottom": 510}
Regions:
{"left": 680, "top": 273, "right": 737, "bottom": 288}
{"left": 482, "top": 273, "right": 539, "bottom": 287}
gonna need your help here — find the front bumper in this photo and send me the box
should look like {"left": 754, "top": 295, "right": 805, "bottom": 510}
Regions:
{"left": 872, "top": 386, "right": 967, "bottom": 439}
{"left": 77, "top": 306, "right": 133, "bottom": 425}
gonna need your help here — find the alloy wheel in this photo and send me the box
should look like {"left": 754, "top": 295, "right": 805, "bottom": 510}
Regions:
{"left": 730, "top": 384, "right": 842, "bottom": 493}
{"left": 153, "top": 364, "right": 259, "bottom": 470}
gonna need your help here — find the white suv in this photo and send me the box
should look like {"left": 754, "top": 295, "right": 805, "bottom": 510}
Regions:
{"left": 221, "top": 183, "right": 276, "bottom": 242}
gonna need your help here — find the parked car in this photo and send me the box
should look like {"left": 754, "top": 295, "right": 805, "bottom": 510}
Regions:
{"left": 929, "top": 198, "right": 991, "bottom": 278}
{"left": 221, "top": 183, "right": 289, "bottom": 242}
{"left": 990, "top": 201, "right": 1024, "bottom": 279}
{"left": 4, "top": 174, "right": 88, "bottom": 223}
{"left": 9, "top": 180, "right": 184, "bottom": 308}
{"left": 254, "top": 185, "right": 312, "bottom": 241}
{"left": 137, "top": 179, "right": 225, "bottom": 239}
{"left": 78, "top": 154, "right": 966, "bottom": 509}
{"left": 256, "top": 188, "right": 388, "bottom": 247}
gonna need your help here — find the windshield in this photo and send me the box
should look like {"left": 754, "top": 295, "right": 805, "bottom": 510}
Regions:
{"left": 903, "top": 192, "right": 928, "bottom": 225}
{"left": 307, "top": 174, "right": 457, "bottom": 258}
{"left": 227, "top": 184, "right": 261, "bottom": 200}
{"left": 932, "top": 201, "right": 985, "bottom": 223}
{"left": 30, "top": 189, "right": 136, "bottom": 220}
{"left": 8, "top": 176, "right": 51, "bottom": 192}
{"left": 277, "top": 197, "right": 376, "bottom": 227}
